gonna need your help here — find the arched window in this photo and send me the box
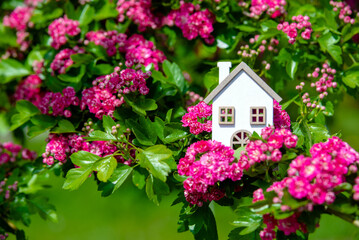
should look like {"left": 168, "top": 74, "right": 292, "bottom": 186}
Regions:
{"left": 231, "top": 130, "right": 251, "bottom": 149}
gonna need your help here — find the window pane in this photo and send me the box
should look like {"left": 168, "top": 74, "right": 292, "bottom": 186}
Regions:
{"left": 259, "top": 116, "right": 263, "bottom": 122}
{"left": 236, "top": 132, "right": 242, "bottom": 139}
{"left": 228, "top": 116, "right": 232, "bottom": 122}
{"left": 259, "top": 108, "right": 264, "bottom": 114}
{"left": 221, "top": 109, "right": 225, "bottom": 114}
{"left": 252, "top": 109, "right": 257, "bottom": 114}
{"left": 252, "top": 116, "right": 256, "bottom": 122}
{"left": 228, "top": 108, "right": 232, "bottom": 114}
{"left": 221, "top": 117, "right": 225, "bottom": 122}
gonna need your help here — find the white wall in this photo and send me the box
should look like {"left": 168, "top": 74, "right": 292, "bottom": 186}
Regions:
{"left": 212, "top": 71, "right": 274, "bottom": 147}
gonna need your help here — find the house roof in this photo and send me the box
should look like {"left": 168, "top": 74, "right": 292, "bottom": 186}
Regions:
{"left": 203, "top": 62, "right": 282, "bottom": 104}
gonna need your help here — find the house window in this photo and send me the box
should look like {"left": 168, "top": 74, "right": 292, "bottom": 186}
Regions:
{"left": 250, "top": 107, "right": 266, "bottom": 125}
{"left": 231, "top": 130, "right": 251, "bottom": 149}
{"left": 219, "top": 107, "right": 234, "bottom": 124}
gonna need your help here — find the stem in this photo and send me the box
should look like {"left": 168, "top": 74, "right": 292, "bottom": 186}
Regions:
{"left": 326, "top": 207, "right": 359, "bottom": 228}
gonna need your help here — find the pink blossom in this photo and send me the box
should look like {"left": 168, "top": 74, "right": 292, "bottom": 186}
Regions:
{"left": 48, "top": 16, "right": 81, "bottom": 49}
{"left": 14, "top": 75, "right": 43, "bottom": 107}
{"left": 178, "top": 140, "right": 241, "bottom": 206}
{"left": 181, "top": 101, "right": 212, "bottom": 135}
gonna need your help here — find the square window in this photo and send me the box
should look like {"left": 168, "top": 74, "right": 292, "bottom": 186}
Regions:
{"left": 219, "top": 107, "right": 234, "bottom": 125}
{"left": 250, "top": 107, "right": 266, "bottom": 125}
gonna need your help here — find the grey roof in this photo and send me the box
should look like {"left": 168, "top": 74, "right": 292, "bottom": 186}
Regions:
{"left": 203, "top": 62, "right": 282, "bottom": 104}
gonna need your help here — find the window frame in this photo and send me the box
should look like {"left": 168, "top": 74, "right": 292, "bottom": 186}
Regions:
{"left": 218, "top": 106, "right": 235, "bottom": 125}
{"left": 250, "top": 106, "right": 266, "bottom": 125}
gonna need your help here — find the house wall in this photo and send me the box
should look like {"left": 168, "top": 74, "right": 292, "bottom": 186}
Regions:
{"left": 212, "top": 71, "right": 274, "bottom": 147}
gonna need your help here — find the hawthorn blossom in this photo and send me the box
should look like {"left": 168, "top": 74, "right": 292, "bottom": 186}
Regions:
{"left": 181, "top": 101, "right": 212, "bottom": 135}
{"left": 178, "top": 140, "right": 244, "bottom": 206}
{"left": 48, "top": 16, "right": 81, "bottom": 49}
{"left": 81, "top": 67, "right": 150, "bottom": 119}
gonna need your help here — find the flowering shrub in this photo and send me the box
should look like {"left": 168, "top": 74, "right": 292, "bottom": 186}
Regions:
{"left": 1, "top": 0, "right": 359, "bottom": 239}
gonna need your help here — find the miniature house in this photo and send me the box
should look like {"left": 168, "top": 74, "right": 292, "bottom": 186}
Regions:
{"left": 204, "top": 62, "right": 282, "bottom": 149}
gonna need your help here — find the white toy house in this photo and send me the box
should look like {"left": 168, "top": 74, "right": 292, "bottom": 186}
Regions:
{"left": 204, "top": 62, "right": 282, "bottom": 149}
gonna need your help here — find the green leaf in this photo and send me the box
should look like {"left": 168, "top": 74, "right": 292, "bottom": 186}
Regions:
{"left": 124, "top": 96, "right": 158, "bottom": 116}
{"left": 342, "top": 64, "right": 359, "bottom": 88}
{"left": 286, "top": 58, "right": 299, "bottom": 80}
{"left": 102, "top": 115, "right": 117, "bottom": 134}
{"left": 228, "top": 227, "right": 261, "bottom": 240}
{"left": 233, "top": 207, "right": 262, "bottom": 235}
{"left": 308, "top": 123, "right": 330, "bottom": 143}
{"left": 15, "top": 230, "right": 26, "bottom": 240}
{"left": 91, "top": 63, "right": 113, "bottom": 75}
{"left": 62, "top": 167, "right": 93, "bottom": 190}
{"left": 127, "top": 117, "right": 157, "bottom": 146}
{"left": 318, "top": 32, "right": 342, "bottom": 64}
{"left": 71, "top": 53, "right": 94, "bottom": 65}
{"left": 162, "top": 60, "right": 187, "bottom": 93}
{"left": 28, "top": 115, "right": 57, "bottom": 138}
{"left": 138, "top": 145, "right": 173, "bottom": 182}
{"left": 204, "top": 67, "right": 219, "bottom": 92}
{"left": 95, "top": 156, "right": 117, "bottom": 182}
{"left": 70, "top": 151, "right": 101, "bottom": 167}
{"left": 342, "top": 24, "right": 359, "bottom": 43}
{"left": 58, "top": 65, "right": 86, "bottom": 83}
{"left": 94, "top": 1, "right": 118, "bottom": 20}
{"left": 190, "top": 206, "right": 218, "bottom": 240}
{"left": 132, "top": 168, "right": 146, "bottom": 189}
{"left": 281, "top": 94, "right": 299, "bottom": 110}
{"left": 163, "top": 123, "right": 188, "bottom": 143}
{"left": 145, "top": 174, "right": 170, "bottom": 205}
{"left": 27, "top": 197, "right": 58, "bottom": 223}
{"left": 0, "top": 58, "right": 30, "bottom": 83}
{"left": 327, "top": 45, "right": 342, "bottom": 65}
{"left": 51, "top": 119, "right": 76, "bottom": 133}
{"left": 98, "top": 164, "right": 133, "bottom": 196}
{"left": 236, "top": 25, "right": 258, "bottom": 32}
{"left": 234, "top": 146, "right": 246, "bottom": 159}
{"left": 261, "top": 20, "right": 278, "bottom": 32}
{"left": 86, "top": 130, "right": 117, "bottom": 141}
{"left": 10, "top": 100, "right": 40, "bottom": 130}
{"left": 78, "top": 5, "right": 95, "bottom": 26}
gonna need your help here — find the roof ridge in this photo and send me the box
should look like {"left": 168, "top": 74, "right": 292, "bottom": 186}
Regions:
{"left": 203, "top": 62, "right": 282, "bottom": 104}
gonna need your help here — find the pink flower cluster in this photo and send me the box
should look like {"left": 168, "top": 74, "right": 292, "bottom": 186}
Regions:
{"left": 0, "top": 142, "right": 37, "bottom": 165}
{"left": 277, "top": 15, "right": 312, "bottom": 44}
{"left": 238, "top": 37, "right": 279, "bottom": 64}
{"left": 249, "top": 0, "right": 286, "bottom": 18}
{"left": 3, "top": 6, "right": 33, "bottom": 51}
{"left": 0, "top": 179, "right": 18, "bottom": 201}
{"left": 14, "top": 75, "right": 43, "bottom": 107}
{"left": 260, "top": 213, "right": 307, "bottom": 239}
{"left": 48, "top": 16, "right": 81, "bottom": 49}
{"left": 353, "top": 177, "right": 359, "bottom": 200}
{"left": 273, "top": 100, "right": 291, "bottom": 129}
{"left": 297, "top": 63, "right": 337, "bottom": 111}
{"left": 165, "top": 2, "right": 215, "bottom": 44}
{"left": 42, "top": 133, "right": 134, "bottom": 166}
{"left": 38, "top": 87, "right": 79, "bottom": 117}
{"left": 121, "top": 34, "right": 166, "bottom": 70}
{"left": 81, "top": 67, "right": 150, "bottom": 119}
{"left": 178, "top": 140, "right": 243, "bottom": 206}
{"left": 265, "top": 136, "right": 359, "bottom": 206}
{"left": 181, "top": 101, "right": 212, "bottom": 135}
{"left": 85, "top": 30, "right": 127, "bottom": 57}
{"left": 330, "top": 0, "right": 356, "bottom": 24}
{"left": 50, "top": 47, "right": 85, "bottom": 74}
{"left": 308, "top": 63, "right": 337, "bottom": 94}
{"left": 3, "top": 6, "right": 32, "bottom": 31}
{"left": 117, "top": 0, "right": 162, "bottom": 31}
{"left": 239, "top": 127, "right": 297, "bottom": 166}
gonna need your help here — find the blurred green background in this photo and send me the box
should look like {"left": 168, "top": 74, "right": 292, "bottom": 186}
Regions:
{"left": 3, "top": 94, "right": 359, "bottom": 240}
